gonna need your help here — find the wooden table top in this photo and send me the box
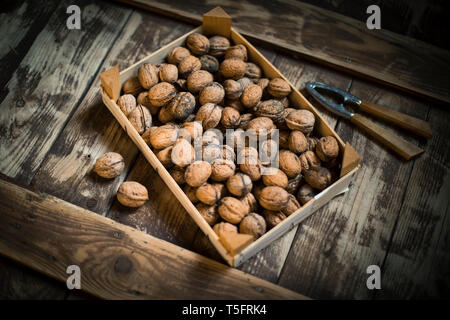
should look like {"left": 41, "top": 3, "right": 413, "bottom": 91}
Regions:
{"left": 0, "top": 1, "right": 448, "bottom": 299}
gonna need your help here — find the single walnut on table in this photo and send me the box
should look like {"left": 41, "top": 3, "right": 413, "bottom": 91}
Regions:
{"left": 117, "top": 181, "right": 149, "bottom": 208}
{"left": 94, "top": 152, "right": 125, "bottom": 179}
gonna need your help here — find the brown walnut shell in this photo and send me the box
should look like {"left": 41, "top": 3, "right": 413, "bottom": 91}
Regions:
{"left": 94, "top": 152, "right": 125, "bottom": 179}
{"left": 303, "top": 166, "right": 332, "bottom": 190}
{"left": 263, "top": 210, "right": 286, "bottom": 229}
{"left": 211, "top": 159, "right": 236, "bottom": 182}
{"left": 159, "top": 64, "right": 178, "bottom": 83}
{"left": 179, "top": 121, "right": 203, "bottom": 142}
{"left": 258, "top": 186, "right": 290, "bottom": 211}
{"left": 167, "top": 46, "right": 191, "bottom": 65}
{"left": 238, "top": 148, "right": 263, "bottom": 181}
{"left": 267, "top": 78, "right": 291, "bottom": 98}
{"left": 297, "top": 184, "right": 316, "bottom": 205}
{"left": 195, "top": 103, "right": 223, "bottom": 130}
{"left": 187, "top": 70, "right": 214, "bottom": 93}
{"left": 255, "top": 99, "right": 285, "bottom": 121}
{"left": 149, "top": 123, "right": 179, "bottom": 149}
{"left": 282, "top": 194, "right": 301, "bottom": 216}
{"left": 257, "top": 78, "right": 270, "bottom": 98}
{"left": 184, "top": 184, "right": 199, "bottom": 203}
{"left": 223, "top": 79, "right": 243, "bottom": 100}
{"left": 198, "top": 54, "right": 219, "bottom": 74}
{"left": 246, "top": 117, "right": 276, "bottom": 138}
{"left": 238, "top": 113, "right": 254, "bottom": 129}
{"left": 307, "top": 137, "right": 320, "bottom": 152}
{"left": 167, "top": 91, "right": 196, "bottom": 121}
{"left": 170, "top": 166, "right": 186, "bottom": 184}
{"left": 288, "top": 130, "right": 308, "bottom": 154}
{"left": 224, "top": 44, "right": 247, "bottom": 61}
{"left": 148, "top": 82, "right": 176, "bottom": 107}
{"left": 220, "top": 58, "right": 247, "bottom": 80}
{"left": 286, "top": 174, "right": 303, "bottom": 195}
{"left": 197, "top": 203, "right": 220, "bottom": 225}
{"left": 158, "top": 105, "right": 175, "bottom": 124}
{"left": 137, "top": 92, "right": 158, "bottom": 114}
{"left": 199, "top": 82, "right": 225, "bottom": 105}
{"left": 118, "top": 94, "right": 137, "bottom": 116}
{"left": 185, "top": 161, "right": 212, "bottom": 187}
{"left": 241, "top": 84, "right": 263, "bottom": 108}
{"left": 213, "top": 222, "right": 238, "bottom": 235}
{"left": 138, "top": 63, "right": 159, "bottom": 89}
{"left": 299, "top": 151, "right": 321, "bottom": 171}
{"left": 226, "top": 173, "right": 253, "bottom": 197}
{"left": 156, "top": 146, "right": 173, "bottom": 168}
{"left": 122, "top": 77, "right": 143, "bottom": 96}
{"left": 128, "top": 105, "right": 152, "bottom": 135}
{"left": 208, "top": 35, "right": 230, "bottom": 57}
{"left": 279, "top": 130, "right": 290, "bottom": 150}
{"left": 196, "top": 183, "right": 223, "bottom": 205}
{"left": 316, "top": 136, "right": 339, "bottom": 162}
{"left": 240, "top": 192, "right": 258, "bottom": 215}
{"left": 262, "top": 167, "right": 289, "bottom": 189}
{"left": 171, "top": 138, "right": 195, "bottom": 168}
{"left": 186, "top": 33, "right": 210, "bottom": 55}
{"left": 286, "top": 109, "right": 315, "bottom": 134}
{"left": 117, "top": 181, "right": 149, "bottom": 208}
{"left": 239, "top": 213, "right": 266, "bottom": 239}
{"left": 218, "top": 197, "right": 247, "bottom": 224}
{"left": 178, "top": 55, "right": 201, "bottom": 78}
{"left": 245, "top": 62, "right": 262, "bottom": 80}
{"left": 279, "top": 150, "right": 302, "bottom": 178}
{"left": 221, "top": 106, "right": 241, "bottom": 129}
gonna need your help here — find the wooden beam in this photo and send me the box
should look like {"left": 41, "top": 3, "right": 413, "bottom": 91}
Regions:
{"left": 0, "top": 179, "right": 307, "bottom": 300}
{"left": 116, "top": 0, "right": 450, "bottom": 105}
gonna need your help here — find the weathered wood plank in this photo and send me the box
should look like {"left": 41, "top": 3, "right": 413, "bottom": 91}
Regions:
{"left": 118, "top": 0, "right": 450, "bottom": 105}
{"left": 0, "top": 0, "right": 59, "bottom": 95}
{"left": 0, "top": 179, "right": 307, "bottom": 300}
{"left": 376, "top": 105, "right": 450, "bottom": 299}
{"left": 278, "top": 79, "right": 429, "bottom": 299}
{"left": 32, "top": 11, "right": 192, "bottom": 214}
{"left": 0, "top": 1, "right": 131, "bottom": 184}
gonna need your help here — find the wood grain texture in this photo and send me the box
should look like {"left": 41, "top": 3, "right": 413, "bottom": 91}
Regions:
{"left": 0, "top": 179, "right": 306, "bottom": 300}
{"left": 32, "top": 11, "right": 192, "bottom": 214}
{"left": 278, "top": 79, "right": 429, "bottom": 299}
{"left": 119, "top": 0, "right": 450, "bottom": 105}
{"left": 376, "top": 105, "right": 450, "bottom": 299}
{"left": 0, "top": 0, "right": 131, "bottom": 184}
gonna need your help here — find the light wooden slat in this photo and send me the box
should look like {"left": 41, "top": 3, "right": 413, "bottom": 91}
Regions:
{"left": 117, "top": 0, "right": 450, "bottom": 105}
{"left": 0, "top": 1, "right": 132, "bottom": 184}
{"left": 278, "top": 79, "right": 428, "bottom": 299}
{"left": 0, "top": 179, "right": 307, "bottom": 300}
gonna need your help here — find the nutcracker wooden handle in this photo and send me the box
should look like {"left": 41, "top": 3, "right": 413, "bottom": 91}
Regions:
{"left": 359, "top": 100, "right": 432, "bottom": 139}
{"left": 351, "top": 113, "right": 424, "bottom": 160}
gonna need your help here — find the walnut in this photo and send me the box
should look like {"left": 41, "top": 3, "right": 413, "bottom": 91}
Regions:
{"left": 238, "top": 113, "right": 254, "bottom": 129}
{"left": 279, "top": 130, "right": 290, "bottom": 150}
{"left": 200, "top": 129, "right": 221, "bottom": 146}
{"left": 241, "top": 84, "right": 262, "bottom": 108}
{"left": 282, "top": 194, "right": 301, "bottom": 216}
{"left": 94, "top": 152, "right": 125, "bottom": 178}
{"left": 286, "top": 109, "right": 315, "bottom": 134}
{"left": 268, "top": 78, "right": 291, "bottom": 98}
{"left": 238, "top": 147, "right": 263, "bottom": 181}
{"left": 179, "top": 121, "right": 203, "bottom": 142}
{"left": 299, "top": 151, "right": 321, "bottom": 170}
{"left": 297, "top": 184, "right": 316, "bottom": 205}
{"left": 185, "top": 161, "right": 212, "bottom": 187}
{"left": 246, "top": 117, "right": 276, "bottom": 138}
{"left": 199, "top": 82, "right": 225, "bottom": 105}
{"left": 222, "top": 80, "right": 242, "bottom": 101}
{"left": 138, "top": 63, "right": 159, "bottom": 89}
{"left": 149, "top": 123, "right": 178, "bottom": 149}
{"left": 159, "top": 64, "right": 178, "bottom": 83}
{"left": 196, "top": 183, "right": 224, "bottom": 205}
{"left": 258, "top": 185, "right": 290, "bottom": 212}
{"left": 304, "top": 166, "right": 332, "bottom": 190}
{"left": 240, "top": 192, "right": 258, "bottom": 215}
{"left": 186, "top": 33, "right": 210, "bottom": 55}
{"left": 222, "top": 145, "right": 236, "bottom": 162}
{"left": 158, "top": 105, "right": 175, "bottom": 124}
{"left": 286, "top": 174, "right": 303, "bottom": 194}
{"left": 184, "top": 184, "right": 199, "bottom": 203}
{"left": 239, "top": 213, "right": 266, "bottom": 238}
{"left": 167, "top": 46, "right": 191, "bottom": 65}
{"left": 257, "top": 78, "right": 270, "bottom": 98}
{"left": 127, "top": 105, "right": 152, "bottom": 135}
{"left": 259, "top": 139, "right": 279, "bottom": 166}
{"left": 199, "top": 54, "right": 219, "bottom": 74}
{"left": 137, "top": 92, "right": 159, "bottom": 115}
{"left": 117, "top": 94, "right": 136, "bottom": 116}
{"left": 174, "top": 79, "right": 187, "bottom": 91}
{"left": 279, "top": 150, "right": 302, "bottom": 178}
{"left": 263, "top": 209, "right": 286, "bottom": 229}
{"left": 178, "top": 55, "right": 201, "bottom": 78}
{"left": 307, "top": 137, "right": 319, "bottom": 151}
{"left": 316, "top": 136, "right": 339, "bottom": 162}
{"left": 220, "top": 58, "right": 247, "bottom": 80}
{"left": 156, "top": 146, "right": 173, "bottom": 168}
{"left": 211, "top": 159, "right": 236, "bottom": 182}
{"left": 276, "top": 107, "right": 296, "bottom": 129}
{"left": 224, "top": 44, "right": 247, "bottom": 61}
{"left": 226, "top": 173, "right": 253, "bottom": 197}
{"left": 245, "top": 62, "right": 262, "bottom": 81}
{"left": 197, "top": 203, "right": 219, "bottom": 225}
{"left": 123, "top": 77, "right": 143, "bottom": 96}
{"left": 166, "top": 91, "right": 196, "bottom": 121}
{"left": 288, "top": 130, "right": 308, "bottom": 154}
{"left": 221, "top": 107, "right": 241, "bottom": 128}
{"left": 171, "top": 138, "right": 195, "bottom": 167}
{"left": 195, "top": 103, "right": 223, "bottom": 130}
{"left": 148, "top": 82, "right": 176, "bottom": 107}
{"left": 213, "top": 222, "right": 238, "bottom": 235}
{"left": 278, "top": 96, "right": 290, "bottom": 108}
{"left": 187, "top": 70, "right": 214, "bottom": 93}
{"left": 262, "top": 167, "right": 288, "bottom": 188}
{"left": 117, "top": 181, "right": 149, "bottom": 208}
{"left": 208, "top": 35, "right": 230, "bottom": 57}
{"left": 255, "top": 99, "right": 284, "bottom": 121}
{"left": 142, "top": 126, "right": 158, "bottom": 145}
{"left": 202, "top": 143, "right": 222, "bottom": 163}
{"left": 237, "top": 77, "right": 252, "bottom": 90}
{"left": 170, "top": 166, "right": 186, "bottom": 184}
{"left": 218, "top": 197, "right": 247, "bottom": 224}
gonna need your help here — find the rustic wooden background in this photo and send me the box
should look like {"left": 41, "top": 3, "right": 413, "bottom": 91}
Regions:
{"left": 0, "top": 0, "right": 449, "bottom": 299}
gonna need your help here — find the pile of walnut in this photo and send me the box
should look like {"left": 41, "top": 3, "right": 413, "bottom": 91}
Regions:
{"left": 115, "top": 33, "right": 341, "bottom": 240}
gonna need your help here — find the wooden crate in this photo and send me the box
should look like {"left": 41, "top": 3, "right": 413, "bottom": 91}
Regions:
{"left": 100, "top": 7, "right": 360, "bottom": 267}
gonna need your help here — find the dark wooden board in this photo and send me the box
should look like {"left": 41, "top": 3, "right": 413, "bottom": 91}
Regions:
{"left": 0, "top": 0, "right": 131, "bottom": 184}
{"left": 0, "top": 179, "right": 306, "bottom": 300}
{"left": 116, "top": 0, "right": 450, "bottom": 105}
